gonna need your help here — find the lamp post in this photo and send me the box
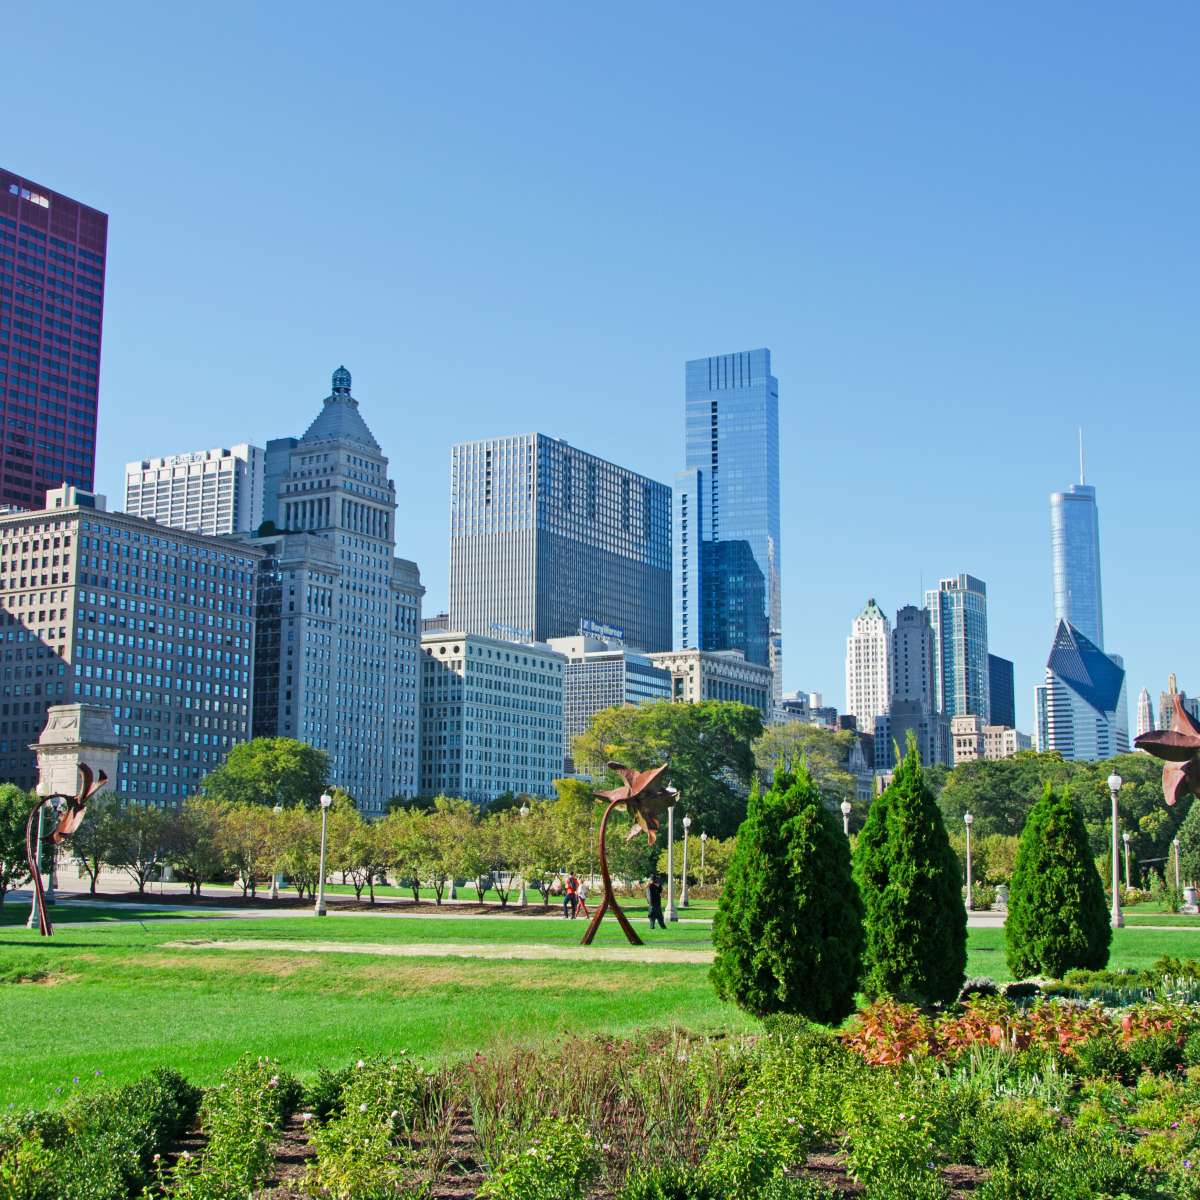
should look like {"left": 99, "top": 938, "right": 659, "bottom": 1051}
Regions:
{"left": 25, "top": 797, "right": 46, "bottom": 930}
{"left": 270, "top": 803, "right": 283, "bottom": 901}
{"left": 1122, "top": 830, "right": 1131, "bottom": 889}
{"left": 700, "top": 831, "right": 707, "bottom": 888}
{"left": 1108, "top": 772, "right": 1123, "bottom": 929}
{"left": 1174, "top": 836, "right": 1182, "bottom": 894}
{"left": 314, "top": 792, "right": 333, "bottom": 917}
{"left": 518, "top": 801, "right": 529, "bottom": 908}
{"left": 840, "top": 799, "right": 852, "bottom": 837}
{"left": 666, "top": 803, "right": 678, "bottom": 922}
{"left": 963, "top": 812, "right": 974, "bottom": 911}
{"left": 680, "top": 815, "right": 691, "bottom": 907}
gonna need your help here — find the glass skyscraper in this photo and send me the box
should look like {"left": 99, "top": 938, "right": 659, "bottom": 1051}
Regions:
{"left": 925, "top": 574, "right": 990, "bottom": 721}
{"left": 1050, "top": 481, "right": 1104, "bottom": 649}
{"left": 674, "top": 348, "right": 782, "bottom": 698}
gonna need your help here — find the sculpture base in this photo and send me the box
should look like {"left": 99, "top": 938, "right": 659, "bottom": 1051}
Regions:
{"left": 580, "top": 893, "right": 643, "bottom": 947}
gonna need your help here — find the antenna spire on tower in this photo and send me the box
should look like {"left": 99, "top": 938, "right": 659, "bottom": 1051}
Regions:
{"left": 1078, "top": 428, "right": 1085, "bottom": 485}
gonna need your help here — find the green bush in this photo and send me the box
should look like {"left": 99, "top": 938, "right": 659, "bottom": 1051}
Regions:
{"left": 974, "top": 1127, "right": 1151, "bottom": 1199}
{"left": 1005, "top": 784, "right": 1110, "bottom": 979}
{"left": 1069, "top": 1036, "right": 1131, "bottom": 1082}
{"left": 712, "top": 764, "right": 863, "bottom": 1023}
{"left": 477, "top": 1116, "right": 600, "bottom": 1200}
{"left": 1126, "top": 1031, "right": 1184, "bottom": 1076}
{"left": 853, "top": 736, "right": 966, "bottom": 1006}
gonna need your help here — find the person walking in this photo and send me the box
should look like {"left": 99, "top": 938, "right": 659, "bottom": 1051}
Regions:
{"left": 563, "top": 873, "right": 578, "bottom": 919}
{"left": 575, "top": 877, "right": 590, "bottom": 920}
{"left": 646, "top": 875, "right": 666, "bottom": 930}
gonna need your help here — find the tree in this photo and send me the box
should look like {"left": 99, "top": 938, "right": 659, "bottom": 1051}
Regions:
{"left": 275, "top": 805, "right": 321, "bottom": 900}
{"left": 711, "top": 765, "right": 863, "bottom": 1023}
{"left": 382, "top": 808, "right": 437, "bottom": 903}
{"left": 165, "top": 799, "right": 225, "bottom": 896}
{"left": 1005, "top": 784, "right": 1112, "bottom": 978}
{"left": 936, "top": 751, "right": 1074, "bottom": 838}
{"left": 107, "top": 803, "right": 170, "bottom": 894}
{"left": 201, "top": 737, "right": 329, "bottom": 809}
{"left": 508, "top": 799, "right": 562, "bottom": 909}
{"left": 572, "top": 701, "right": 763, "bottom": 838}
{"left": 216, "top": 803, "right": 273, "bottom": 896}
{"left": 752, "top": 723, "right": 857, "bottom": 812}
{"left": 0, "top": 783, "right": 32, "bottom": 904}
{"left": 854, "top": 736, "right": 967, "bottom": 1006}
{"left": 432, "top": 796, "right": 485, "bottom": 903}
{"left": 71, "top": 795, "right": 120, "bottom": 895}
{"left": 1178, "top": 798, "right": 1200, "bottom": 887}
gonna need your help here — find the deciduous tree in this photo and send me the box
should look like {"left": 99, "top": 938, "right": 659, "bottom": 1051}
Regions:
{"left": 201, "top": 737, "right": 329, "bottom": 810}
{"left": 0, "top": 782, "right": 32, "bottom": 904}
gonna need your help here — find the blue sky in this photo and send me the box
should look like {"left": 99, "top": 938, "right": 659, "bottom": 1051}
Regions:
{"left": 7, "top": 2, "right": 1197, "bottom": 726}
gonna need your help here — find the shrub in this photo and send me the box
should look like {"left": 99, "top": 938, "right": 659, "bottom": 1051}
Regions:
{"left": 853, "top": 736, "right": 966, "bottom": 1006}
{"left": 974, "top": 1127, "right": 1151, "bottom": 1200}
{"left": 711, "top": 763, "right": 863, "bottom": 1023}
{"left": 1126, "top": 1030, "right": 1184, "bottom": 1076}
{"left": 619, "top": 1163, "right": 720, "bottom": 1200}
{"left": 477, "top": 1117, "right": 600, "bottom": 1200}
{"left": 1069, "top": 1036, "right": 1131, "bottom": 1082}
{"left": 1005, "top": 784, "right": 1110, "bottom": 979}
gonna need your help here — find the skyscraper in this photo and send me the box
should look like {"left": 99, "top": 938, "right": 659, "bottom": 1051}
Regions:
{"left": 448, "top": 434, "right": 671, "bottom": 652}
{"left": 243, "top": 368, "right": 423, "bottom": 811}
{"left": 125, "top": 445, "right": 265, "bottom": 536}
{"left": 1034, "top": 620, "right": 1129, "bottom": 760}
{"left": 845, "top": 599, "right": 891, "bottom": 736}
{"left": 0, "top": 170, "right": 106, "bottom": 509}
{"left": 1050, "top": 461, "right": 1104, "bottom": 649}
{"left": 988, "top": 653, "right": 1016, "bottom": 729}
{"left": 925, "top": 574, "right": 990, "bottom": 721}
{"left": 674, "top": 349, "right": 782, "bottom": 698}
{"left": 1136, "top": 687, "right": 1155, "bottom": 738}
{"left": 874, "top": 603, "right": 948, "bottom": 770}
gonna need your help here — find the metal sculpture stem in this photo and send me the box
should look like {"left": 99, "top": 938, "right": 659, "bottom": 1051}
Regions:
{"left": 25, "top": 798, "right": 54, "bottom": 936}
{"left": 581, "top": 797, "right": 643, "bottom": 946}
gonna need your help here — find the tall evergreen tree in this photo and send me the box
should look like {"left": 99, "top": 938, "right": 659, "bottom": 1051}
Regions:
{"left": 711, "top": 763, "right": 863, "bottom": 1023}
{"left": 854, "top": 735, "right": 967, "bottom": 1005}
{"left": 1005, "top": 783, "right": 1111, "bottom": 978}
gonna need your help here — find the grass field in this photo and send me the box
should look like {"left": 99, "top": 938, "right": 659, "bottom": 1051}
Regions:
{"left": 1, "top": 899, "right": 1198, "bottom": 1109}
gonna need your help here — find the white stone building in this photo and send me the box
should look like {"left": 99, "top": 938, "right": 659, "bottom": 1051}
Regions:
{"left": 648, "top": 648, "right": 773, "bottom": 718}
{"left": 124, "top": 444, "right": 264, "bottom": 537}
{"left": 845, "top": 598, "right": 891, "bottom": 736}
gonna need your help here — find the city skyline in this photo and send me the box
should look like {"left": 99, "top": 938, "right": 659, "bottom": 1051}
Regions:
{"left": 6, "top": 6, "right": 1198, "bottom": 727}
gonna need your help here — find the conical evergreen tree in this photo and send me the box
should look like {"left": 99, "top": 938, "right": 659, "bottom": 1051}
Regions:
{"left": 853, "top": 734, "right": 967, "bottom": 1005}
{"left": 1005, "top": 783, "right": 1111, "bottom": 978}
{"left": 711, "top": 763, "right": 864, "bottom": 1023}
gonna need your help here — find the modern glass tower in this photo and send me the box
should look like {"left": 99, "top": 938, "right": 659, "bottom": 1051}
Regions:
{"left": 925, "top": 574, "right": 990, "bottom": 721}
{"left": 674, "top": 348, "right": 782, "bottom": 698}
{"left": 1050, "top": 478, "right": 1104, "bottom": 650}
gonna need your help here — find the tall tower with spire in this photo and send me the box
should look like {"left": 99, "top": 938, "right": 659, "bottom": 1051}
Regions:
{"left": 247, "top": 368, "right": 424, "bottom": 810}
{"left": 1049, "top": 438, "right": 1104, "bottom": 649}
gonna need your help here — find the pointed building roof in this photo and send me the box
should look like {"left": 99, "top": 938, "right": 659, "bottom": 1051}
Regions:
{"left": 300, "top": 366, "right": 381, "bottom": 452}
{"left": 1046, "top": 619, "right": 1125, "bottom": 714}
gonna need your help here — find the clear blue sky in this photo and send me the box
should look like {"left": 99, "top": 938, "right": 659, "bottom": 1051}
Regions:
{"left": 8, "top": 2, "right": 1197, "bottom": 727}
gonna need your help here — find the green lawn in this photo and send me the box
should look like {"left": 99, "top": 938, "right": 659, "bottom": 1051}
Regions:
{"left": 1, "top": 904, "right": 1198, "bottom": 1109}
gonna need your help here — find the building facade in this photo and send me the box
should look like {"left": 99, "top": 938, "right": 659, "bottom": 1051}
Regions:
{"left": 242, "top": 368, "right": 423, "bottom": 812}
{"left": 1158, "top": 675, "right": 1200, "bottom": 730}
{"left": 648, "top": 648, "right": 773, "bottom": 718}
{"left": 1034, "top": 620, "right": 1129, "bottom": 761}
{"left": 675, "top": 349, "right": 782, "bottom": 698}
{"left": 983, "top": 724, "right": 1033, "bottom": 760}
{"left": 925, "top": 574, "right": 990, "bottom": 722}
{"left": 420, "top": 630, "right": 565, "bottom": 804}
{"left": 124, "top": 444, "right": 265, "bottom": 536}
{"left": 1050, "top": 480, "right": 1104, "bottom": 649}
{"left": 0, "top": 485, "right": 259, "bottom": 803}
{"left": 0, "top": 169, "right": 106, "bottom": 509}
{"left": 845, "top": 598, "right": 891, "bottom": 737}
{"left": 448, "top": 434, "right": 671, "bottom": 652}
{"left": 1136, "top": 687, "right": 1155, "bottom": 738}
{"left": 988, "top": 653, "right": 1016, "bottom": 730}
{"left": 547, "top": 635, "right": 671, "bottom": 764}
{"left": 951, "top": 714, "right": 985, "bottom": 765}
{"left": 875, "top": 604, "right": 948, "bottom": 770}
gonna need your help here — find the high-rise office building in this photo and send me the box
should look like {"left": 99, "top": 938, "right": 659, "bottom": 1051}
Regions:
{"left": 675, "top": 349, "right": 782, "bottom": 698}
{"left": 1136, "top": 687, "right": 1155, "bottom": 739}
{"left": 925, "top": 574, "right": 990, "bottom": 722}
{"left": 242, "top": 368, "right": 423, "bottom": 812}
{"left": 124, "top": 445, "right": 265, "bottom": 536}
{"left": 1158, "top": 674, "right": 1200, "bottom": 729}
{"left": 988, "top": 653, "right": 1016, "bottom": 730}
{"left": 1034, "top": 620, "right": 1129, "bottom": 761}
{"left": 448, "top": 434, "right": 671, "bottom": 652}
{"left": 0, "top": 170, "right": 106, "bottom": 509}
{"left": 420, "top": 630, "right": 565, "bottom": 804}
{"left": 1050, "top": 472, "right": 1104, "bottom": 649}
{"left": 0, "top": 485, "right": 260, "bottom": 802}
{"left": 874, "top": 604, "right": 948, "bottom": 770}
{"left": 648, "top": 648, "right": 774, "bottom": 718}
{"left": 845, "top": 599, "right": 891, "bottom": 737}
{"left": 547, "top": 635, "right": 671, "bottom": 765}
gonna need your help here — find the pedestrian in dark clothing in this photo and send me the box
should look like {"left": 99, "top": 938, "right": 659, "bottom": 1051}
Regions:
{"left": 563, "top": 873, "right": 578, "bottom": 919}
{"left": 647, "top": 876, "right": 666, "bottom": 929}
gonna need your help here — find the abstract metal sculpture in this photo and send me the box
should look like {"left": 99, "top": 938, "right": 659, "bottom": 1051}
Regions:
{"left": 25, "top": 764, "right": 109, "bottom": 936}
{"left": 581, "top": 761, "right": 677, "bottom": 947}
{"left": 1134, "top": 693, "right": 1200, "bottom": 808}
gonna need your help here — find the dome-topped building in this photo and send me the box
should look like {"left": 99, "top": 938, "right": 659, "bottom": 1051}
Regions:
{"left": 300, "top": 366, "right": 381, "bottom": 452}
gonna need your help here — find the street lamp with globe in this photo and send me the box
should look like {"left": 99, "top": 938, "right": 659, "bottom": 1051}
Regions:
{"left": 518, "top": 801, "right": 530, "bottom": 907}
{"left": 1108, "top": 772, "right": 1123, "bottom": 929}
{"left": 1122, "top": 830, "right": 1132, "bottom": 890}
{"left": 840, "top": 799, "right": 852, "bottom": 837}
{"left": 700, "top": 831, "right": 708, "bottom": 888}
{"left": 315, "top": 792, "right": 333, "bottom": 917}
{"left": 270, "top": 803, "right": 283, "bottom": 900}
{"left": 963, "top": 812, "right": 974, "bottom": 911}
{"left": 680, "top": 815, "right": 692, "bottom": 907}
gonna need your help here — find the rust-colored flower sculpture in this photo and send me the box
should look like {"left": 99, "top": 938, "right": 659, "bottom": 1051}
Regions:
{"left": 1135, "top": 693, "right": 1200, "bottom": 807}
{"left": 581, "top": 761, "right": 676, "bottom": 947}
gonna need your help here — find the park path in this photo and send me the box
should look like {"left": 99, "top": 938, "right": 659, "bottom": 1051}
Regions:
{"left": 163, "top": 936, "right": 715, "bottom": 964}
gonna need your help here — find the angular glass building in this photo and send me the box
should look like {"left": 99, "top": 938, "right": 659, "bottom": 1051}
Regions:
{"left": 448, "top": 434, "right": 671, "bottom": 652}
{"left": 1050, "top": 482, "right": 1104, "bottom": 649}
{"left": 674, "top": 349, "right": 782, "bottom": 698}
{"left": 1035, "top": 620, "right": 1128, "bottom": 760}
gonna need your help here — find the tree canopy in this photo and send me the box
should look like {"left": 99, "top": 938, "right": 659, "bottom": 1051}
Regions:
{"left": 201, "top": 737, "right": 329, "bottom": 809}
